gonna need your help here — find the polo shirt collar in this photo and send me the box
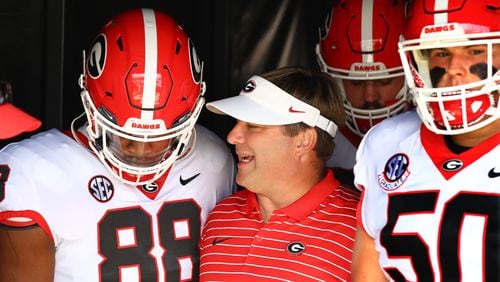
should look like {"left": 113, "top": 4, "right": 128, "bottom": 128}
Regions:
{"left": 245, "top": 170, "right": 339, "bottom": 220}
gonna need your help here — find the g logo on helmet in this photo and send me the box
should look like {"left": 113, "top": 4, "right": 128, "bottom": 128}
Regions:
{"left": 189, "top": 38, "right": 202, "bottom": 84}
{"left": 87, "top": 34, "right": 107, "bottom": 79}
{"left": 318, "top": 9, "right": 333, "bottom": 39}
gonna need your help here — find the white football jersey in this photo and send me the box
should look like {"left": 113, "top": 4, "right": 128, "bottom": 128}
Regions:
{"left": 0, "top": 124, "right": 235, "bottom": 281}
{"left": 327, "top": 127, "right": 361, "bottom": 189}
{"left": 327, "top": 128, "right": 357, "bottom": 170}
{"left": 355, "top": 110, "right": 499, "bottom": 282}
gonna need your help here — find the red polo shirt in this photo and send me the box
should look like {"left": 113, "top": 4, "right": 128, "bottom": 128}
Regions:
{"left": 199, "top": 170, "right": 360, "bottom": 281}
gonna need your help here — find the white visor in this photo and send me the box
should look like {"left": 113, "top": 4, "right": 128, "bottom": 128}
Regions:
{"left": 206, "top": 75, "right": 338, "bottom": 137}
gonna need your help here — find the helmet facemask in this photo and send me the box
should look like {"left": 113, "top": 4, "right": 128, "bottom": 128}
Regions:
{"left": 399, "top": 32, "right": 500, "bottom": 135}
{"left": 81, "top": 88, "right": 205, "bottom": 186}
{"left": 315, "top": 0, "right": 409, "bottom": 136}
{"left": 333, "top": 70, "right": 407, "bottom": 137}
{"left": 317, "top": 45, "right": 408, "bottom": 136}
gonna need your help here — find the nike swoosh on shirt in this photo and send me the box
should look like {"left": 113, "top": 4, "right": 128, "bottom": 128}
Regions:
{"left": 488, "top": 168, "right": 500, "bottom": 178}
{"left": 179, "top": 173, "right": 201, "bottom": 185}
{"left": 212, "top": 238, "right": 231, "bottom": 245}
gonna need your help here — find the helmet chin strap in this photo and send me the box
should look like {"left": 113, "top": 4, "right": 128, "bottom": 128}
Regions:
{"left": 176, "top": 127, "right": 196, "bottom": 161}
{"left": 94, "top": 136, "right": 104, "bottom": 151}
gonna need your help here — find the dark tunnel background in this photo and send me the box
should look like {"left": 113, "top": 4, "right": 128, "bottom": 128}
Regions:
{"left": 0, "top": 0, "right": 335, "bottom": 147}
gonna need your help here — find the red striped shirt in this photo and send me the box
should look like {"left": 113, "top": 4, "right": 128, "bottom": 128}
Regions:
{"left": 199, "top": 170, "right": 360, "bottom": 281}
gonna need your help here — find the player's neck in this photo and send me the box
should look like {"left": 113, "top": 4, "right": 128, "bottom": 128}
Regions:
{"left": 449, "top": 119, "right": 499, "bottom": 149}
{"left": 255, "top": 168, "right": 325, "bottom": 223}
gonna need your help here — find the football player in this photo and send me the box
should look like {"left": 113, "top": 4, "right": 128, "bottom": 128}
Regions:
{"left": 351, "top": 0, "right": 499, "bottom": 281}
{"left": 0, "top": 8, "right": 235, "bottom": 281}
{"left": 316, "top": 0, "right": 409, "bottom": 187}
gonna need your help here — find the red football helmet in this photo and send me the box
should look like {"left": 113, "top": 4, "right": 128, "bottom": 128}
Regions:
{"left": 78, "top": 8, "right": 205, "bottom": 185}
{"left": 399, "top": 0, "right": 500, "bottom": 135}
{"left": 316, "top": 0, "right": 408, "bottom": 136}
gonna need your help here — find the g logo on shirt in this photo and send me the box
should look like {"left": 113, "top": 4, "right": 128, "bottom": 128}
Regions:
{"left": 142, "top": 182, "right": 159, "bottom": 193}
{"left": 442, "top": 159, "right": 463, "bottom": 171}
{"left": 287, "top": 241, "right": 305, "bottom": 255}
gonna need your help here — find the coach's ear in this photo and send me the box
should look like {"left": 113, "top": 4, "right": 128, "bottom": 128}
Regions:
{"left": 295, "top": 127, "right": 317, "bottom": 157}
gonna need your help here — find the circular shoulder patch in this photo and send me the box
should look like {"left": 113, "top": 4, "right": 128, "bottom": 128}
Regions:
{"left": 377, "top": 153, "right": 411, "bottom": 191}
{"left": 88, "top": 175, "right": 114, "bottom": 202}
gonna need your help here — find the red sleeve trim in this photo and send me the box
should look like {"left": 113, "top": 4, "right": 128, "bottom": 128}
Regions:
{"left": 0, "top": 210, "right": 54, "bottom": 242}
